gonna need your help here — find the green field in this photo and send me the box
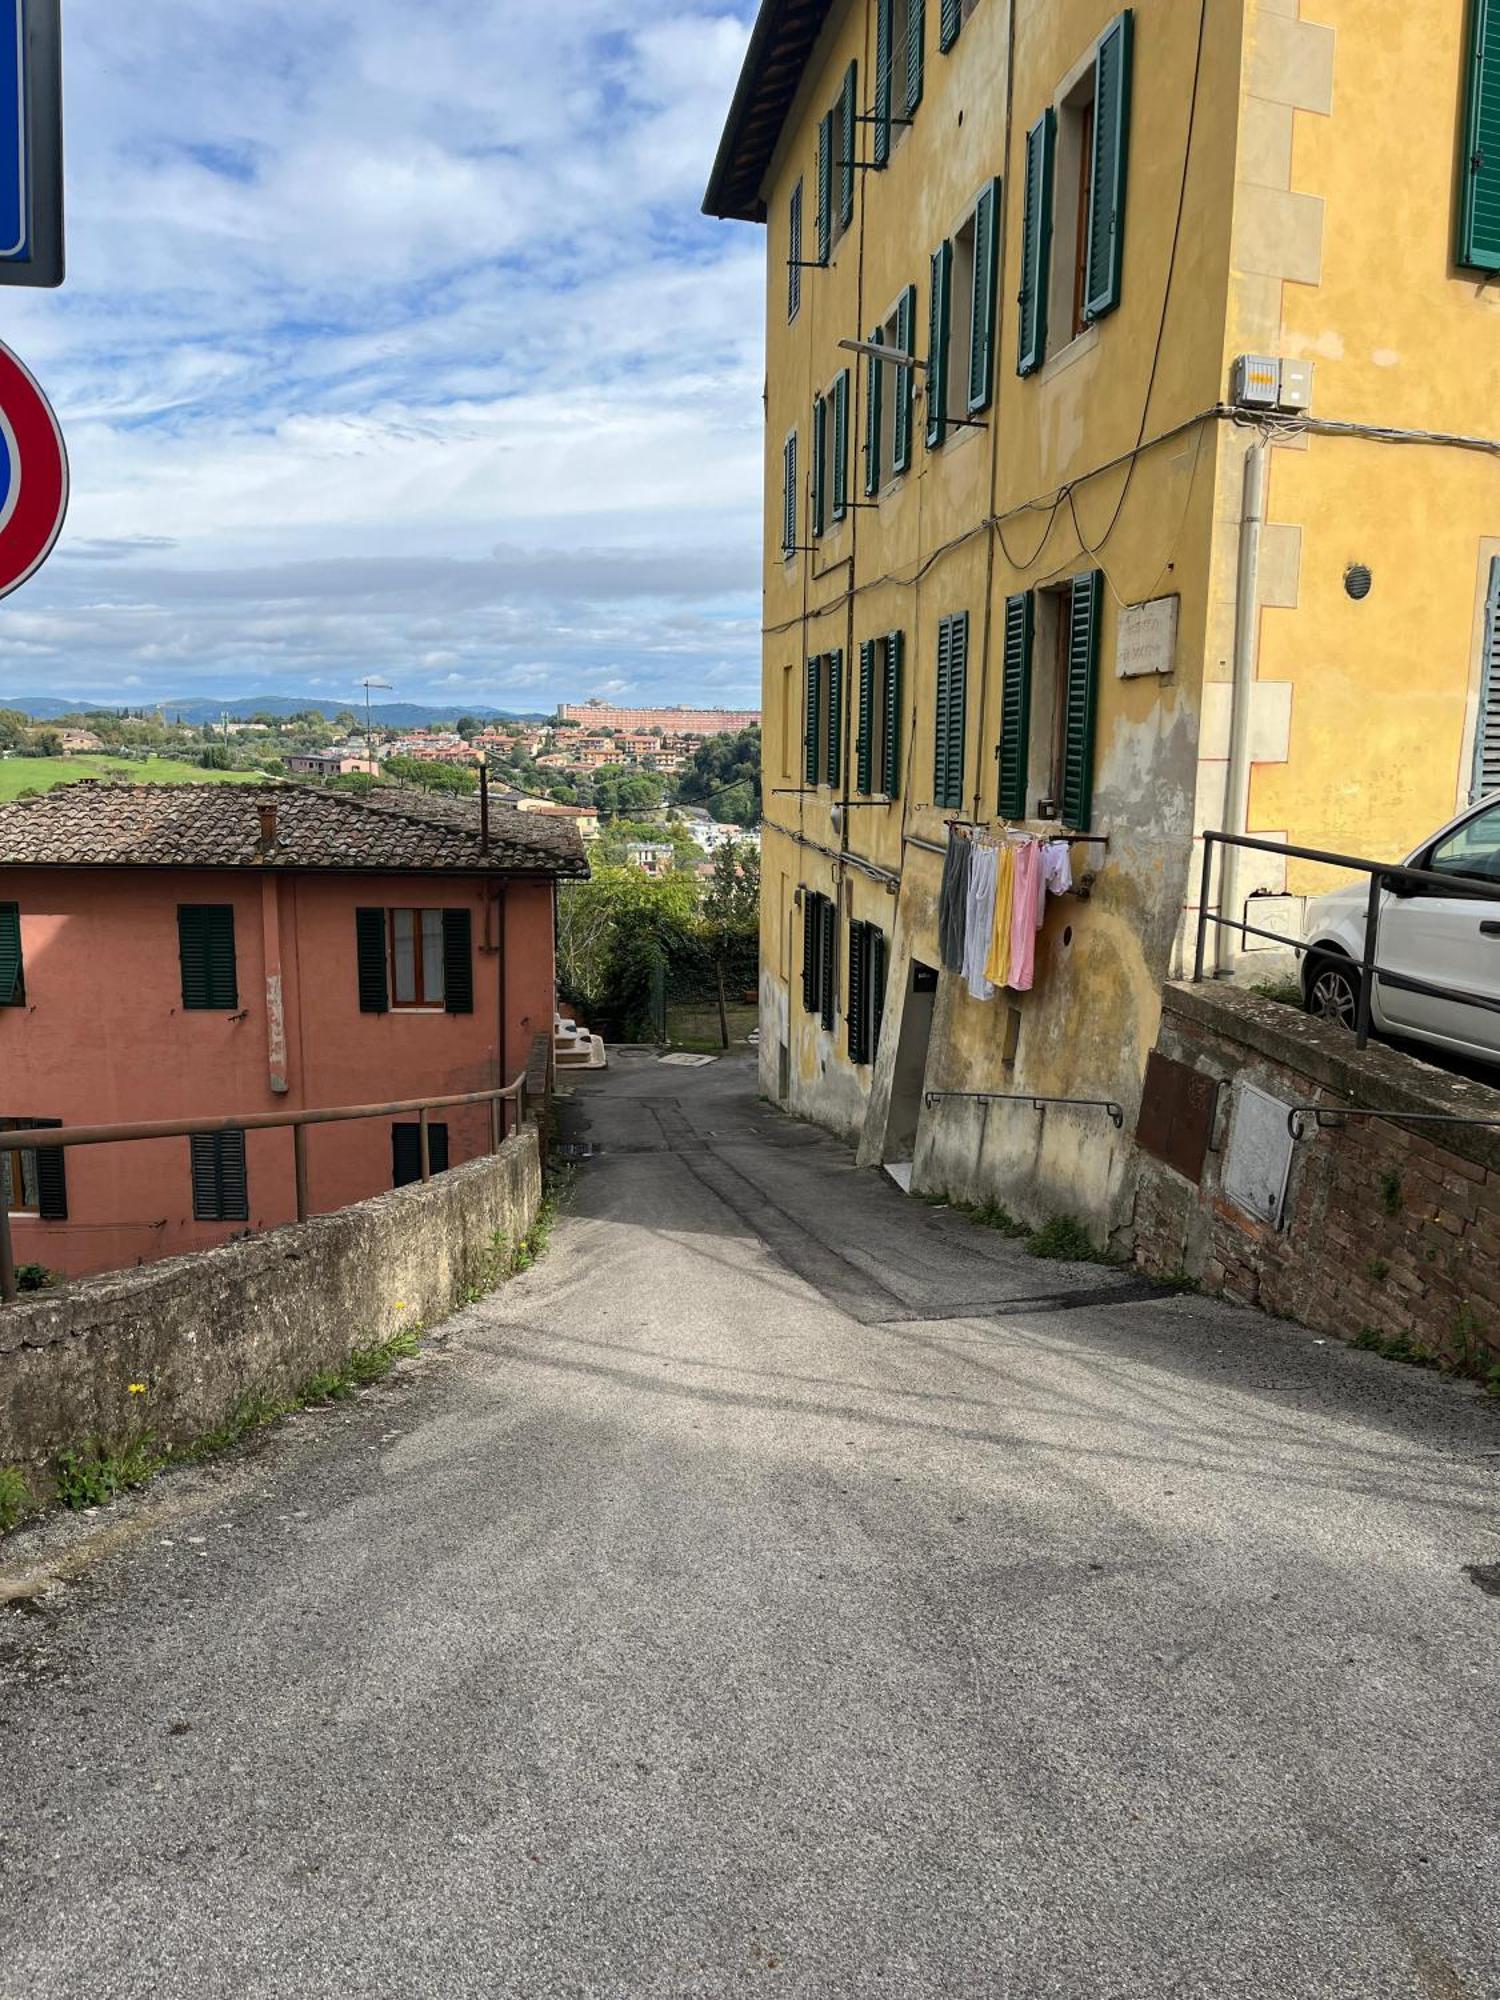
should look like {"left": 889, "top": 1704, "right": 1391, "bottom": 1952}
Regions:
{"left": 0, "top": 755, "right": 263, "bottom": 801}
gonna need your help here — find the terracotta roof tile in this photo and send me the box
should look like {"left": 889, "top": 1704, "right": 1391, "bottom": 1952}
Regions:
{"left": 0, "top": 782, "right": 590, "bottom": 879}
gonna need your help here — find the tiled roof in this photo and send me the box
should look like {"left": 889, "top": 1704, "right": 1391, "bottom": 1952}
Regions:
{"left": 0, "top": 782, "right": 590, "bottom": 878}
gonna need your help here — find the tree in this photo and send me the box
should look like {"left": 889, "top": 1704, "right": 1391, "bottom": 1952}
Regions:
{"left": 702, "top": 841, "right": 761, "bottom": 932}
{"left": 384, "top": 755, "right": 478, "bottom": 796}
{"left": 200, "top": 745, "right": 234, "bottom": 770}
{"left": 335, "top": 709, "right": 359, "bottom": 732}
{"left": 455, "top": 714, "right": 481, "bottom": 740}
{"left": 592, "top": 767, "right": 665, "bottom": 820}
{"left": 557, "top": 867, "right": 701, "bottom": 1040}
{"left": 0, "top": 708, "right": 30, "bottom": 748}
{"left": 677, "top": 726, "right": 762, "bottom": 825}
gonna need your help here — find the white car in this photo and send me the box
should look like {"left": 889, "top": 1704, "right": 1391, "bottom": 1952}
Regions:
{"left": 1301, "top": 794, "right": 1500, "bottom": 1067}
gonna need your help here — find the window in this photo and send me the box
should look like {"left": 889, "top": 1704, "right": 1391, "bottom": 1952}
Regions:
{"left": 0, "top": 902, "right": 22, "bottom": 1006}
{"left": 939, "top": 0, "right": 981, "bottom": 52}
{"left": 804, "top": 651, "right": 845, "bottom": 788}
{"left": 788, "top": 178, "right": 804, "bottom": 319}
{"left": 1473, "top": 557, "right": 1500, "bottom": 803}
{"left": 1018, "top": 11, "right": 1133, "bottom": 377}
{"left": 801, "top": 893, "right": 837, "bottom": 1029}
{"left": 816, "top": 62, "right": 859, "bottom": 265}
{"left": 933, "top": 612, "right": 970, "bottom": 811}
{"left": 782, "top": 430, "right": 798, "bottom": 557}
{"left": 1428, "top": 800, "right": 1500, "bottom": 884}
{"left": 392, "top": 1121, "right": 450, "bottom": 1188}
{"left": 856, "top": 633, "right": 904, "bottom": 797}
{"left": 1458, "top": 0, "right": 1500, "bottom": 271}
{"left": 0, "top": 1118, "right": 65, "bottom": 1219}
{"left": 178, "top": 904, "right": 238, "bottom": 1011}
{"left": 874, "top": 0, "right": 922, "bottom": 164}
{"left": 813, "top": 373, "right": 850, "bottom": 533}
{"left": 998, "top": 573, "right": 1103, "bottom": 826}
{"left": 928, "top": 181, "right": 1001, "bottom": 444}
{"left": 865, "top": 287, "right": 917, "bottom": 495}
{"left": 355, "top": 907, "right": 473, "bottom": 1015}
{"left": 189, "top": 1130, "right": 248, "bottom": 1223}
{"left": 847, "top": 920, "right": 888, "bottom": 1065}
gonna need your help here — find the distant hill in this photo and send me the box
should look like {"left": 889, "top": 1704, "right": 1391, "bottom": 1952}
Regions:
{"left": 2, "top": 696, "right": 551, "bottom": 727}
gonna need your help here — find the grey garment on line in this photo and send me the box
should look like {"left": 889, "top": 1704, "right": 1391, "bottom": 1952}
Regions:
{"left": 938, "top": 835, "right": 972, "bottom": 974}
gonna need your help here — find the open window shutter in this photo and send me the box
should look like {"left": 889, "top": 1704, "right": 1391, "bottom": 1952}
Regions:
{"left": 1060, "top": 572, "right": 1103, "bottom": 828}
{"left": 0, "top": 902, "right": 21, "bottom": 1006}
{"left": 943, "top": 612, "right": 969, "bottom": 811}
{"left": 870, "top": 929, "right": 888, "bottom": 1057}
{"left": 847, "top": 921, "right": 868, "bottom": 1063}
{"left": 34, "top": 1127, "right": 66, "bottom": 1222}
{"left": 819, "top": 898, "right": 837, "bottom": 1029}
{"left": 839, "top": 62, "right": 858, "bottom": 229}
{"left": 811, "top": 394, "right": 827, "bottom": 538}
{"left": 864, "top": 332, "right": 884, "bottom": 496}
{"left": 805, "top": 655, "right": 822, "bottom": 785}
{"left": 940, "top": 0, "right": 962, "bottom": 53}
{"left": 874, "top": 0, "right": 893, "bottom": 165}
{"left": 884, "top": 630, "right": 904, "bottom": 798}
{"left": 356, "top": 907, "right": 390, "bottom": 1013}
{"left": 189, "top": 1133, "right": 220, "bottom": 1221}
{"left": 893, "top": 287, "right": 917, "bottom": 472}
{"left": 832, "top": 370, "right": 850, "bottom": 520}
{"left": 905, "top": 0, "right": 925, "bottom": 115}
{"left": 1017, "top": 109, "right": 1056, "bottom": 377}
{"left": 1084, "top": 11, "right": 1134, "bottom": 321}
{"left": 826, "top": 648, "right": 844, "bottom": 790}
{"left": 857, "top": 640, "right": 877, "bottom": 794}
{"left": 801, "top": 897, "right": 818, "bottom": 1011}
{"left": 1474, "top": 557, "right": 1500, "bottom": 801}
{"left": 926, "top": 241, "right": 952, "bottom": 447}
{"left": 178, "top": 906, "right": 208, "bottom": 1010}
{"left": 968, "top": 178, "right": 1001, "bottom": 413}
{"left": 997, "top": 592, "right": 1035, "bottom": 819}
{"left": 934, "top": 616, "right": 953, "bottom": 807}
{"left": 788, "top": 180, "right": 803, "bottom": 318}
{"left": 1459, "top": 0, "right": 1500, "bottom": 270}
{"left": 443, "top": 908, "right": 474, "bottom": 1014}
{"left": 817, "top": 111, "right": 833, "bottom": 264}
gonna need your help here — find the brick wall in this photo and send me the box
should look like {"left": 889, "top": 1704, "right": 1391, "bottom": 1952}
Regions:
{"left": 1132, "top": 983, "right": 1500, "bottom": 1379}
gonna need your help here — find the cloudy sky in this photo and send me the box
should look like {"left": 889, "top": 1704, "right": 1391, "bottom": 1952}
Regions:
{"left": 0, "top": 1, "right": 764, "bottom": 713}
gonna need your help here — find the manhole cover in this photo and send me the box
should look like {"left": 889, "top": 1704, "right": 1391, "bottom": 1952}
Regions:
{"left": 659, "top": 1053, "right": 718, "bottom": 1068}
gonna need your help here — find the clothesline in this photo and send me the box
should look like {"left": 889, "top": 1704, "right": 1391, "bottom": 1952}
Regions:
{"left": 937, "top": 826, "right": 1076, "bottom": 1000}
{"left": 944, "top": 819, "right": 1109, "bottom": 847}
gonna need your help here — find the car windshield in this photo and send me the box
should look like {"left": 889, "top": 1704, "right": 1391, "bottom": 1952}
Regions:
{"left": 1427, "top": 800, "right": 1500, "bottom": 884}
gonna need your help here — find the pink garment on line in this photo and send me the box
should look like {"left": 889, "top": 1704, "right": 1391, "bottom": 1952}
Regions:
{"left": 1009, "top": 841, "right": 1042, "bottom": 991}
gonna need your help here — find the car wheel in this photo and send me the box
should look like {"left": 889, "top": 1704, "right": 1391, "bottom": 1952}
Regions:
{"left": 1305, "top": 954, "right": 1360, "bottom": 1031}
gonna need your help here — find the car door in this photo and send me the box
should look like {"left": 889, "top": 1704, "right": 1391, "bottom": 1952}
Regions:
{"left": 1376, "top": 800, "right": 1500, "bottom": 1057}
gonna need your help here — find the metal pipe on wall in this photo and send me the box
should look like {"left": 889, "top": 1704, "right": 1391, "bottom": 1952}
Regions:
{"left": 1217, "top": 436, "right": 1267, "bottom": 975}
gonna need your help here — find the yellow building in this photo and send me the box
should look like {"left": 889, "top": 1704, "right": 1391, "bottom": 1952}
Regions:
{"left": 706, "top": 0, "right": 1500, "bottom": 1236}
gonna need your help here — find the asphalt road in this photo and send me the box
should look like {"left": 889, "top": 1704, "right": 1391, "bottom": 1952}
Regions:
{"left": 2, "top": 1053, "right": 1498, "bottom": 1999}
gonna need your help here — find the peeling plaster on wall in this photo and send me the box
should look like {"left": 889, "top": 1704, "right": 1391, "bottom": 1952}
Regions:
{"left": 1370, "top": 348, "right": 1399, "bottom": 368}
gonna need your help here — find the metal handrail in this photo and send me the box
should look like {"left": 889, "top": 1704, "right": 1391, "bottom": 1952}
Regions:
{"left": 1194, "top": 829, "right": 1500, "bottom": 1049}
{"left": 0, "top": 1072, "right": 532, "bottom": 1305}
{"left": 924, "top": 1090, "right": 1125, "bottom": 1129}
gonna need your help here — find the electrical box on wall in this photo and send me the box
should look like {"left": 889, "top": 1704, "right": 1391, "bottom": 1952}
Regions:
{"left": 1231, "top": 355, "right": 1316, "bottom": 415}
{"left": 1277, "top": 358, "right": 1314, "bottom": 411}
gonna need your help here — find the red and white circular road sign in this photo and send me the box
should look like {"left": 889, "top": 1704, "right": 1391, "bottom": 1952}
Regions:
{"left": 0, "top": 337, "right": 67, "bottom": 599}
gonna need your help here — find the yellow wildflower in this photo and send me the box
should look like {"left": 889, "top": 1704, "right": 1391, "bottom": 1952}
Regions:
{"left": 128, "top": 1383, "right": 147, "bottom": 1396}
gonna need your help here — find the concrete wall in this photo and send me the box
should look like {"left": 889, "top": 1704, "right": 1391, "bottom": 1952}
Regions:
{"left": 1132, "top": 982, "right": 1500, "bottom": 1376}
{"left": 1, "top": 866, "right": 557, "bottom": 1278}
{"left": 0, "top": 1125, "right": 542, "bottom": 1484}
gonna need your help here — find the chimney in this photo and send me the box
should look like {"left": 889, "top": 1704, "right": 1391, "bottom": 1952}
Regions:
{"left": 257, "top": 799, "right": 279, "bottom": 854}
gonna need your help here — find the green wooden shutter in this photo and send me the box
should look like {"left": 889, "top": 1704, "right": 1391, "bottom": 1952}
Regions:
{"left": 1474, "top": 557, "right": 1500, "bottom": 801}
{"left": 826, "top": 648, "right": 844, "bottom": 789}
{"left": 856, "top": 640, "right": 877, "bottom": 794}
{"left": 442, "top": 908, "right": 474, "bottom": 1014}
{"left": 802, "top": 895, "right": 819, "bottom": 1011}
{"left": 883, "top": 631, "right": 904, "bottom": 798}
{"left": 178, "top": 905, "right": 237, "bottom": 1011}
{"left": 819, "top": 897, "right": 837, "bottom": 1028}
{"left": 940, "top": 0, "right": 962, "bottom": 53}
{"left": 0, "top": 902, "right": 21, "bottom": 1006}
{"left": 905, "top": 0, "right": 925, "bottom": 115}
{"left": 874, "top": 0, "right": 893, "bottom": 165}
{"left": 1084, "top": 11, "right": 1134, "bottom": 321}
{"left": 35, "top": 1129, "right": 67, "bottom": 1222}
{"left": 817, "top": 111, "right": 833, "bottom": 264}
{"left": 839, "top": 62, "right": 857, "bottom": 230}
{"left": 811, "top": 394, "right": 827, "bottom": 538}
{"left": 805, "top": 655, "right": 823, "bottom": 785}
{"left": 893, "top": 286, "right": 916, "bottom": 472}
{"left": 788, "top": 179, "right": 803, "bottom": 319}
{"left": 1060, "top": 572, "right": 1103, "bottom": 828}
{"left": 926, "top": 239, "right": 952, "bottom": 447}
{"left": 1017, "top": 109, "right": 1056, "bottom": 377}
{"left": 968, "top": 178, "right": 1001, "bottom": 412}
{"left": 870, "top": 928, "right": 888, "bottom": 1057}
{"left": 356, "top": 907, "right": 390, "bottom": 1013}
{"left": 997, "top": 592, "right": 1035, "bottom": 819}
{"left": 847, "top": 920, "right": 868, "bottom": 1063}
{"left": 190, "top": 1131, "right": 247, "bottom": 1223}
{"left": 1459, "top": 0, "right": 1500, "bottom": 270}
{"left": 864, "top": 331, "right": 884, "bottom": 496}
{"left": 832, "top": 369, "right": 850, "bottom": 521}
{"left": 942, "top": 612, "right": 969, "bottom": 811}
{"left": 934, "top": 616, "right": 953, "bottom": 807}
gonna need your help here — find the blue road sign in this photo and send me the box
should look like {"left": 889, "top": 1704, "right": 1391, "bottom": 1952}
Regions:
{"left": 0, "top": 0, "right": 27, "bottom": 261}
{"left": 0, "top": 0, "right": 61, "bottom": 289}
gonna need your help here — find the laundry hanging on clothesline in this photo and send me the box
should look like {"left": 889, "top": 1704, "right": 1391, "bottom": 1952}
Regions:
{"left": 938, "top": 825, "right": 1075, "bottom": 999}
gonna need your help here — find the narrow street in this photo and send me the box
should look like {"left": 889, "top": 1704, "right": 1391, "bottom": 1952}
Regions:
{"left": 3, "top": 1054, "right": 1498, "bottom": 2000}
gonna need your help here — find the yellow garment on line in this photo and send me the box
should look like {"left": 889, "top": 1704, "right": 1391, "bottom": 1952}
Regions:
{"left": 984, "top": 844, "right": 1017, "bottom": 987}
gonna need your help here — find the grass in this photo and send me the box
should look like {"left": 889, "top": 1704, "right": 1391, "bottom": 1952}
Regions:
{"left": 1252, "top": 975, "right": 1304, "bottom": 1008}
{"left": 0, "top": 1464, "right": 36, "bottom": 1534}
{"left": 665, "top": 1001, "right": 759, "bottom": 1053}
{"left": 0, "top": 755, "right": 261, "bottom": 801}
{"left": 927, "top": 1190, "right": 1116, "bottom": 1263}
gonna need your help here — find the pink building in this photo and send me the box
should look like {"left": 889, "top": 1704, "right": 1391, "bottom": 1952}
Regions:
{"left": 0, "top": 783, "right": 586, "bottom": 1280}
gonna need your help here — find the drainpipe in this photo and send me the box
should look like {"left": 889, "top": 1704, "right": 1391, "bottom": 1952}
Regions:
{"left": 1217, "top": 435, "right": 1267, "bottom": 975}
{"left": 257, "top": 801, "right": 290, "bottom": 1094}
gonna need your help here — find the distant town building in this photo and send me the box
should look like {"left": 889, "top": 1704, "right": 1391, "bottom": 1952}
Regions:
{"left": 56, "top": 730, "right": 104, "bottom": 754}
{"left": 625, "top": 842, "right": 676, "bottom": 878}
{"left": 285, "top": 750, "right": 379, "bottom": 778}
{"left": 557, "top": 701, "right": 759, "bottom": 736}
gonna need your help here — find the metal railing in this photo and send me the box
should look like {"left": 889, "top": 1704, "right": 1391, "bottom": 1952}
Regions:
{"left": 924, "top": 1090, "right": 1125, "bottom": 1128}
{"left": 1194, "top": 830, "right": 1500, "bottom": 1050}
{"left": 0, "top": 1073, "right": 532, "bottom": 1305}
